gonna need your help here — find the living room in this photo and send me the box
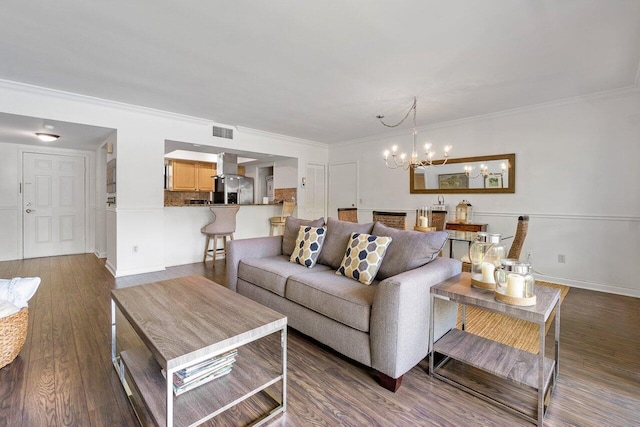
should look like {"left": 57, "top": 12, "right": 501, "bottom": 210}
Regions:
{"left": 0, "top": 1, "right": 638, "bottom": 426}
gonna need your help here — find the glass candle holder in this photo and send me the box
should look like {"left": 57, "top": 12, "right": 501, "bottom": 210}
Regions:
{"left": 469, "top": 233, "right": 505, "bottom": 290}
{"left": 494, "top": 259, "right": 537, "bottom": 306}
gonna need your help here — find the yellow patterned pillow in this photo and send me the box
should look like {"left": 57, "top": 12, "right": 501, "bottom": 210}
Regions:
{"left": 336, "top": 233, "right": 392, "bottom": 285}
{"left": 289, "top": 226, "right": 327, "bottom": 268}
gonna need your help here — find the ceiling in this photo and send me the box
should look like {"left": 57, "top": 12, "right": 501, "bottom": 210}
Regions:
{"left": 0, "top": 112, "right": 115, "bottom": 151}
{"left": 1, "top": 1, "right": 639, "bottom": 145}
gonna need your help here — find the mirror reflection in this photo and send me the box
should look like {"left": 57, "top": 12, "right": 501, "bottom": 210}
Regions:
{"left": 410, "top": 153, "right": 515, "bottom": 194}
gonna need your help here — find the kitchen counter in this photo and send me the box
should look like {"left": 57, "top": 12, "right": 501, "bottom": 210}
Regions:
{"left": 163, "top": 205, "right": 282, "bottom": 267}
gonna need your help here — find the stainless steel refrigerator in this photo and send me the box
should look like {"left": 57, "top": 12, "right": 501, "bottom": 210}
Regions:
{"left": 213, "top": 175, "right": 254, "bottom": 204}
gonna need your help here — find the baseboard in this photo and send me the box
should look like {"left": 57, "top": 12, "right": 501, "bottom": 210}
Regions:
{"left": 94, "top": 250, "right": 107, "bottom": 259}
{"left": 535, "top": 274, "right": 640, "bottom": 298}
{"left": 113, "top": 265, "right": 167, "bottom": 278}
{"left": 105, "top": 260, "right": 117, "bottom": 277}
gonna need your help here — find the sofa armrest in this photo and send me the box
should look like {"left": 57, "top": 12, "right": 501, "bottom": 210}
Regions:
{"left": 370, "top": 256, "right": 461, "bottom": 379}
{"left": 226, "top": 236, "right": 283, "bottom": 292}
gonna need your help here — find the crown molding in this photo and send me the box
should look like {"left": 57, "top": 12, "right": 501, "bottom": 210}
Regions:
{"left": 335, "top": 85, "right": 640, "bottom": 148}
{"left": 236, "top": 126, "right": 328, "bottom": 149}
{"left": 0, "top": 79, "right": 213, "bottom": 126}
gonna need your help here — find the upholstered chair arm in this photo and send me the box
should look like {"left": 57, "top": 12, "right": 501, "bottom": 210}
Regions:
{"left": 370, "top": 257, "right": 461, "bottom": 379}
{"left": 226, "top": 236, "right": 283, "bottom": 292}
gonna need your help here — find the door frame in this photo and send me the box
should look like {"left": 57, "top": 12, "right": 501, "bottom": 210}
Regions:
{"left": 328, "top": 160, "right": 359, "bottom": 219}
{"left": 19, "top": 146, "right": 95, "bottom": 259}
{"left": 305, "top": 162, "right": 327, "bottom": 220}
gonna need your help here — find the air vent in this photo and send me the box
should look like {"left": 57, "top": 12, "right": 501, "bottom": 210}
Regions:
{"left": 213, "top": 126, "right": 233, "bottom": 139}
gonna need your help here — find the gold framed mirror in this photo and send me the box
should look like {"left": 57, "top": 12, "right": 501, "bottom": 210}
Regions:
{"left": 410, "top": 153, "right": 515, "bottom": 194}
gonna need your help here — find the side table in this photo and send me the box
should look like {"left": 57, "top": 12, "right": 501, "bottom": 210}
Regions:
{"left": 429, "top": 273, "right": 560, "bottom": 426}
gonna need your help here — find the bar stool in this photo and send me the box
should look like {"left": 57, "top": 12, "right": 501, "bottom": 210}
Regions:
{"left": 269, "top": 201, "right": 295, "bottom": 236}
{"left": 201, "top": 205, "right": 239, "bottom": 262}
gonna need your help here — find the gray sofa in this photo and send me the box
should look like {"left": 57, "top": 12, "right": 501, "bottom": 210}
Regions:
{"left": 226, "top": 217, "right": 461, "bottom": 391}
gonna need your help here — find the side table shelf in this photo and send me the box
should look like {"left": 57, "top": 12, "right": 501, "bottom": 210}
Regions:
{"left": 429, "top": 273, "right": 560, "bottom": 426}
{"left": 433, "top": 329, "right": 555, "bottom": 391}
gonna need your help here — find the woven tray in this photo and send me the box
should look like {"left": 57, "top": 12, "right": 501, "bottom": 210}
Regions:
{"left": 0, "top": 307, "right": 28, "bottom": 369}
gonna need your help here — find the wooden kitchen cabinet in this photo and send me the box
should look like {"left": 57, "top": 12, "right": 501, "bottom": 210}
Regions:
{"left": 168, "top": 160, "right": 217, "bottom": 191}
{"left": 197, "top": 162, "right": 216, "bottom": 191}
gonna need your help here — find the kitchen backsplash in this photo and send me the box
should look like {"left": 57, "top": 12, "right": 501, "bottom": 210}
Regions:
{"left": 165, "top": 191, "right": 211, "bottom": 206}
{"left": 274, "top": 188, "right": 296, "bottom": 204}
{"left": 165, "top": 188, "right": 297, "bottom": 206}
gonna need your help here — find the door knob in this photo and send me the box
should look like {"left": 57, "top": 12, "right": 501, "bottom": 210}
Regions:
{"left": 25, "top": 209, "right": 35, "bottom": 213}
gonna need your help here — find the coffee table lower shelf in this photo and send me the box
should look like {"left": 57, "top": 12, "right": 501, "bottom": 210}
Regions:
{"left": 119, "top": 337, "right": 284, "bottom": 427}
{"left": 432, "top": 329, "right": 555, "bottom": 423}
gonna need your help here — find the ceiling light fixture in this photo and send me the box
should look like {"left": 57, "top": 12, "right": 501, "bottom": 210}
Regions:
{"left": 35, "top": 133, "right": 60, "bottom": 142}
{"left": 380, "top": 97, "right": 451, "bottom": 170}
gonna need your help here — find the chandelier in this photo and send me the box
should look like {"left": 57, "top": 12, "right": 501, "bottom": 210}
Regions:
{"left": 379, "top": 97, "right": 451, "bottom": 170}
{"left": 464, "top": 162, "right": 507, "bottom": 179}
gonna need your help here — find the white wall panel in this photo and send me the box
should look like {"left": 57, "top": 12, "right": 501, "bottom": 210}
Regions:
{"left": 0, "top": 210, "right": 19, "bottom": 261}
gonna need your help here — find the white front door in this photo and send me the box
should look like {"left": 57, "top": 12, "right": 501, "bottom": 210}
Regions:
{"left": 23, "top": 152, "right": 86, "bottom": 258}
{"left": 328, "top": 161, "right": 358, "bottom": 218}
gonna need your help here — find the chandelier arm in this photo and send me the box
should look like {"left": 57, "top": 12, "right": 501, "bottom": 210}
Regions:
{"left": 378, "top": 97, "right": 417, "bottom": 128}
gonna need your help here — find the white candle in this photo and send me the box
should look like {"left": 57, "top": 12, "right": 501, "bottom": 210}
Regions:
{"left": 419, "top": 216, "right": 428, "bottom": 227}
{"left": 481, "top": 262, "right": 496, "bottom": 284}
{"left": 506, "top": 273, "right": 525, "bottom": 297}
{"left": 262, "top": 197, "right": 269, "bottom": 204}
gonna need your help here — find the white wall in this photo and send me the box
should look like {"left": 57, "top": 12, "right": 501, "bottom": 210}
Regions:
{"left": 0, "top": 80, "right": 328, "bottom": 276}
{"left": 0, "top": 143, "right": 20, "bottom": 261}
{"left": 329, "top": 88, "right": 640, "bottom": 297}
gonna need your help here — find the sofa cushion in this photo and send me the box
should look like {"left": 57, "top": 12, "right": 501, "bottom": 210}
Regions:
{"left": 336, "top": 233, "right": 392, "bottom": 285}
{"left": 282, "top": 216, "right": 325, "bottom": 256}
{"left": 372, "top": 223, "right": 449, "bottom": 280}
{"left": 286, "top": 270, "right": 378, "bottom": 332}
{"left": 239, "top": 255, "right": 331, "bottom": 297}
{"left": 317, "top": 217, "right": 374, "bottom": 269}
{"left": 289, "top": 226, "right": 327, "bottom": 268}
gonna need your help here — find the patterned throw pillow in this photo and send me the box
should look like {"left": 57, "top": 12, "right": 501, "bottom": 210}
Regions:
{"left": 289, "top": 226, "right": 327, "bottom": 268}
{"left": 336, "top": 233, "right": 392, "bottom": 285}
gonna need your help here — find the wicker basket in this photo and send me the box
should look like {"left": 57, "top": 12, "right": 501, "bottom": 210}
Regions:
{"left": 0, "top": 307, "right": 28, "bottom": 369}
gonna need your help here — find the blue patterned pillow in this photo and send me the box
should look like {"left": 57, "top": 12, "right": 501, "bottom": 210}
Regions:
{"left": 289, "top": 226, "right": 327, "bottom": 268}
{"left": 336, "top": 233, "right": 392, "bottom": 285}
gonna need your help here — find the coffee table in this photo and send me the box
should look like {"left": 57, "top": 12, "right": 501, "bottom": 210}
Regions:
{"left": 429, "top": 273, "right": 560, "bottom": 426}
{"left": 111, "top": 275, "right": 287, "bottom": 427}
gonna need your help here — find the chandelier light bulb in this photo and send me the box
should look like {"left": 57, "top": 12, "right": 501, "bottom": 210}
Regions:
{"left": 383, "top": 150, "right": 390, "bottom": 159}
{"left": 391, "top": 145, "right": 398, "bottom": 153}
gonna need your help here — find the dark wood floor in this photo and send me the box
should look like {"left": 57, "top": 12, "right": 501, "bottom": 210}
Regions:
{"left": 0, "top": 254, "right": 638, "bottom": 426}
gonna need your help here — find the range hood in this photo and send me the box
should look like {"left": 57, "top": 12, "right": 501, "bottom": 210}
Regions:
{"left": 216, "top": 152, "right": 243, "bottom": 177}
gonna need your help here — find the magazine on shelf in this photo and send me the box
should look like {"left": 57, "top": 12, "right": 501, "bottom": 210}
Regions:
{"left": 160, "top": 349, "right": 238, "bottom": 395}
{"left": 174, "top": 352, "right": 237, "bottom": 386}
{"left": 173, "top": 364, "right": 234, "bottom": 396}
